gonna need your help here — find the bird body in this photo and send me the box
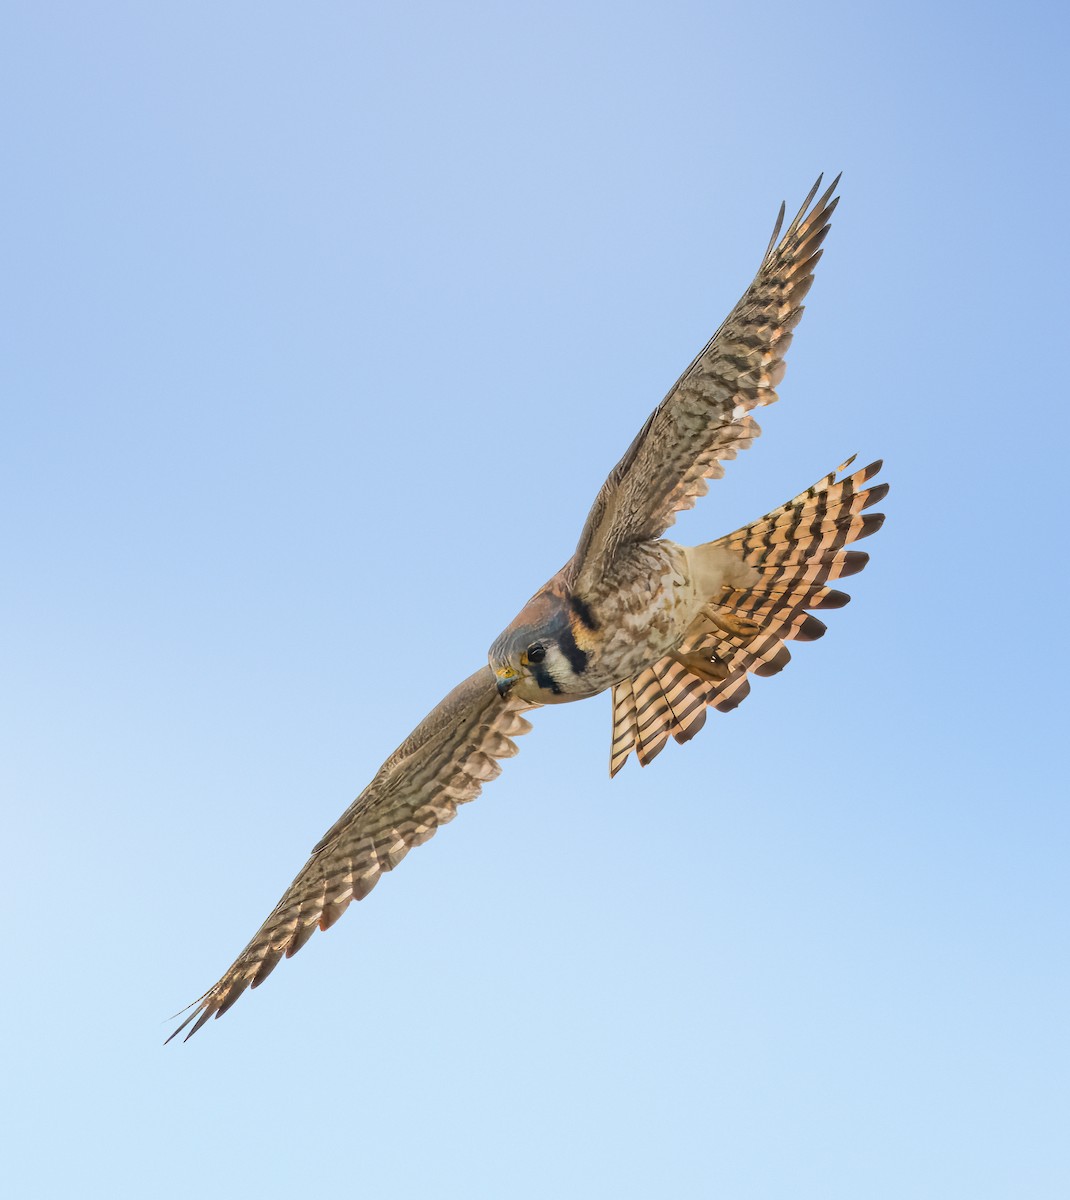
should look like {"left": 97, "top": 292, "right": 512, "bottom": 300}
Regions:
{"left": 491, "top": 539, "right": 758, "bottom": 704}
{"left": 169, "top": 174, "right": 888, "bottom": 1042}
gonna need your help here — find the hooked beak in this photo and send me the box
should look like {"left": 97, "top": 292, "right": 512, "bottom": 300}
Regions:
{"left": 495, "top": 667, "right": 519, "bottom": 699}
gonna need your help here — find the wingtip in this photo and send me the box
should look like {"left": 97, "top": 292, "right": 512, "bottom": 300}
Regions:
{"left": 771, "top": 172, "right": 844, "bottom": 259}
{"left": 164, "top": 989, "right": 219, "bottom": 1044}
{"left": 765, "top": 199, "right": 788, "bottom": 257}
{"left": 802, "top": 173, "right": 824, "bottom": 210}
{"left": 164, "top": 995, "right": 197, "bottom": 1043}
{"left": 163, "top": 1007, "right": 201, "bottom": 1045}
{"left": 814, "top": 171, "right": 842, "bottom": 209}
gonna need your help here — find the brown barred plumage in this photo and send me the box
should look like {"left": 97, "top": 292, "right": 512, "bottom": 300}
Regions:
{"left": 171, "top": 176, "right": 888, "bottom": 1042}
{"left": 167, "top": 671, "right": 536, "bottom": 1042}
{"left": 571, "top": 174, "right": 840, "bottom": 591}
{"left": 608, "top": 458, "right": 887, "bottom": 775}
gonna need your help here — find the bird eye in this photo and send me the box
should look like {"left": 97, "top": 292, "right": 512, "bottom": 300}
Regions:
{"left": 527, "top": 642, "right": 546, "bottom": 664}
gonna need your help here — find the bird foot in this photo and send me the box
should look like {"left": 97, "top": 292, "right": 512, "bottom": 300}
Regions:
{"left": 670, "top": 649, "right": 731, "bottom": 682}
{"left": 707, "top": 610, "right": 763, "bottom": 640}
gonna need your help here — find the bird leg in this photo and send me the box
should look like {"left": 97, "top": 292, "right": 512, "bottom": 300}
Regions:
{"left": 705, "top": 608, "right": 764, "bottom": 640}
{"left": 670, "top": 648, "right": 732, "bottom": 682}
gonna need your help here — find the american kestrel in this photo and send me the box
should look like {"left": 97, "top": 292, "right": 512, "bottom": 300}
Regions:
{"left": 169, "top": 174, "right": 886, "bottom": 1041}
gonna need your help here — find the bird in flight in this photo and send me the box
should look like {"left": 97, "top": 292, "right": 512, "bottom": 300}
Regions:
{"left": 169, "top": 174, "right": 887, "bottom": 1041}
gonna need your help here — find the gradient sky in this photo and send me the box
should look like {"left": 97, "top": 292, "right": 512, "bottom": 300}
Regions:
{"left": 3, "top": 2, "right": 1067, "bottom": 1197}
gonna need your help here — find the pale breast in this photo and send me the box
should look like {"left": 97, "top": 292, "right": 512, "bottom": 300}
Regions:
{"left": 577, "top": 540, "right": 702, "bottom": 692}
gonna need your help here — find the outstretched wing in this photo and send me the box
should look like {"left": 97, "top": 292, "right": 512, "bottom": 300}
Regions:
{"left": 570, "top": 175, "right": 839, "bottom": 590}
{"left": 168, "top": 669, "right": 537, "bottom": 1041}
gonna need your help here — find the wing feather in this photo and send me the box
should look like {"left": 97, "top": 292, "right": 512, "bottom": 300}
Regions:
{"left": 570, "top": 175, "right": 840, "bottom": 587}
{"left": 167, "top": 669, "right": 537, "bottom": 1042}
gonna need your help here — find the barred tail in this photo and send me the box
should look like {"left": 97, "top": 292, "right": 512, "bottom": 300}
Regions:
{"left": 609, "top": 457, "right": 887, "bottom": 776}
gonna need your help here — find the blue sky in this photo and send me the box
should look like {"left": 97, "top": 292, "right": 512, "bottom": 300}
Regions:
{"left": 3, "top": 2, "right": 1067, "bottom": 1196}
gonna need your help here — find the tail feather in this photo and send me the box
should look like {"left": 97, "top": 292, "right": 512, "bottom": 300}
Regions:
{"left": 633, "top": 668, "right": 673, "bottom": 764}
{"left": 608, "top": 458, "right": 887, "bottom": 775}
{"left": 610, "top": 680, "right": 640, "bottom": 776}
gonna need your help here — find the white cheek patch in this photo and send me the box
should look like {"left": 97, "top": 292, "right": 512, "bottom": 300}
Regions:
{"left": 530, "top": 653, "right": 564, "bottom": 696}
{"left": 546, "top": 647, "right": 569, "bottom": 680}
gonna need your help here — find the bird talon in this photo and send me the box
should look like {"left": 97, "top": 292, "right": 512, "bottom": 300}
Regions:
{"left": 671, "top": 649, "right": 732, "bottom": 682}
{"left": 708, "top": 611, "right": 763, "bottom": 640}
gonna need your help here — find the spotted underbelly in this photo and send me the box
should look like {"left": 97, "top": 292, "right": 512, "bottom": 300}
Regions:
{"left": 567, "top": 542, "right": 701, "bottom": 696}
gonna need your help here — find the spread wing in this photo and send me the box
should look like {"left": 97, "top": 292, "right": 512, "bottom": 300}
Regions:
{"left": 570, "top": 175, "right": 840, "bottom": 590}
{"left": 168, "top": 669, "right": 538, "bottom": 1041}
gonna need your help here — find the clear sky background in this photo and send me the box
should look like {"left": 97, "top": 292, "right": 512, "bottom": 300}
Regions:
{"left": 2, "top": 2, "right": 1067, "bottom": 1197}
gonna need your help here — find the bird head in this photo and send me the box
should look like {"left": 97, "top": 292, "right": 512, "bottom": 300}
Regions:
{"left": 488, "top": 581, "right": 595, "bottom": 704}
